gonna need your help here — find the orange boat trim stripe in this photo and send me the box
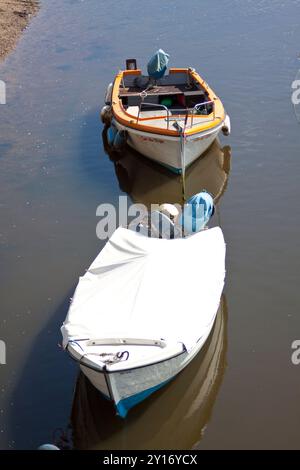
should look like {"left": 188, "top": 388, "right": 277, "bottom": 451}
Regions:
{"left": 111, "top": 68, "right": 225, "bottom": 137}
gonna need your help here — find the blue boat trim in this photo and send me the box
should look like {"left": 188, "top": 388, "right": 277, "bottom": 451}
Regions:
{"left": 159, "top": 161, "right": 182, "bottom": 174}
{"left": 115, "top": 378, "right": 172, "bottom": 418}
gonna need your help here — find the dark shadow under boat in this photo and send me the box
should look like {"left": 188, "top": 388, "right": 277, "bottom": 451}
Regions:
{"left": 102, "top": 128, "right": 231, "bottom": 207}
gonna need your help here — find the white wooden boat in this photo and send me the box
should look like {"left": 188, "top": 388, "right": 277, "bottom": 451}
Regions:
{"left": 101, "top": 61, "right": 230, "bottom": 174}
{"left": 61, "top": 226, "right": 226, "bottom": 418}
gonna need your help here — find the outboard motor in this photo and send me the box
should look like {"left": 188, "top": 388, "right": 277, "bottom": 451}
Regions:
{"left": 129, "top": 193, "right": 215, "bottom": 239}
{"left": 147, "top": 49, "right": 170, "bottom": 81}
{"left": 179, "top": 191, "right": 215, "bottom": 236}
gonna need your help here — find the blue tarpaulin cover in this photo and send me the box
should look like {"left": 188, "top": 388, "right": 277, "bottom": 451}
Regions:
{"left": 147, "top": 49, "right": 170, "bottom": 79}
{"left": 179, "top": 191, "right": 215, "bottom": 235}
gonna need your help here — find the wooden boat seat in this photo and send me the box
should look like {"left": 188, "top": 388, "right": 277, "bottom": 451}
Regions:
{"left": 119, "top": 84, "right": 203, "bottom": 98}
{"left": 120, "top": 86, "right": 208, "bottom": 115}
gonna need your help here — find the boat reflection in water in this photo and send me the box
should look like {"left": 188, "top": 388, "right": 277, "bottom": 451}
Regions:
{"left": 70, "top": 296, "right": 228, "bottom": 450}
{"left": 103, "top": 128, "right": 231, "bottom": 207}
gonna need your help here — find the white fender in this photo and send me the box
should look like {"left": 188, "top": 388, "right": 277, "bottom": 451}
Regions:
{"left": 222, "top": 115, "right": 231, "bottom": 136}
{"left": 100, "top": 105, "right": 112, "bottom": 125}
{"left": 105, "top": 83, "right": 113, "bottom": 105}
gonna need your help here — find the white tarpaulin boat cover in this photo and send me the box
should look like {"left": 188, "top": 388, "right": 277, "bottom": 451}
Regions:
{"left": 61, "top": 227, "right": 226, "bottom": 352}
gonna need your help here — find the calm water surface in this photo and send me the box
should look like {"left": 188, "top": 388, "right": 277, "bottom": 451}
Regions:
{"left": 1, "top": 0, "right": 300, "bottom": 449}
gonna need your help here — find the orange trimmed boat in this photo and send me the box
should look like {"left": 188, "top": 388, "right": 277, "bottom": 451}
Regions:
{"left": 101, "top": 57, "right": 230, "bottom": 174}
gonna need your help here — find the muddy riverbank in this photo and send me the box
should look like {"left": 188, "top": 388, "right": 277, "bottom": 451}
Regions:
{"left": 0, "top": 0, "right": 39, "bottom": 61}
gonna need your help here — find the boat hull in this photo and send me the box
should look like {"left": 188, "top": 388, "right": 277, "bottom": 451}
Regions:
{"left": 114, "top": 119, "right": 223, "bottom": 174}
{"left": 70, "top": 297, "right": 227, "bottom": 450}
{"left": 79, "top": 314, "right": 217, "bottom": 418}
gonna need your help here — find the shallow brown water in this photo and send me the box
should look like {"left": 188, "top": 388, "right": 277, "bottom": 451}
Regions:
{"left": 1, "top": 0, "right": 300, "bottom": 450}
